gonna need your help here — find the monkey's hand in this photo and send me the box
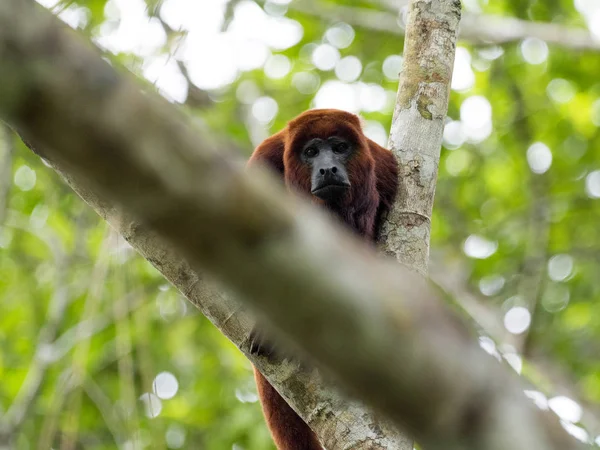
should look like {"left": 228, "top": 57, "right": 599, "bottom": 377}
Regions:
{"left": 249, "top": 327, "right": 277, "bottom": 358}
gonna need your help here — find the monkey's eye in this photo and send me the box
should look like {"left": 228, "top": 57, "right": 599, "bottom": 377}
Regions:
{"left": 304, "top": 147, "right": 318, "bottom": 158}
{"left": 333, "top": 142, "right": 349, "bottom": 154}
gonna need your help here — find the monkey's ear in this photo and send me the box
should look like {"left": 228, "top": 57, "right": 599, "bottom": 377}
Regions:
{"left": 356, "top": 114, "right": 368, "bottom": 131}
{"left": 247, "top": 130, "right": 286, "bottom": 176}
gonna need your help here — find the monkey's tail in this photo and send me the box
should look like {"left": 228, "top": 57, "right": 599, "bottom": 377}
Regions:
{"left": 254, "top": 368, "right": 323, "bottom": 450}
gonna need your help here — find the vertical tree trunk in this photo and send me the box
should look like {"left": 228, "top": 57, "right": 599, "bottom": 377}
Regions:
{"left": 375, "top": 1, "right": 461, "bottom": 448}
{"left": 380, "top": 0, "right": 461, "bottom": 276}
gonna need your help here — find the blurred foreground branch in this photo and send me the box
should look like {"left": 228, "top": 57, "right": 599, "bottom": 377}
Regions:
{"left": 0, "top": 1, "right": 585, "bottom": 449}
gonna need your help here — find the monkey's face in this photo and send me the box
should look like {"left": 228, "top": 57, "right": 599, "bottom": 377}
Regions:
{"left": 300, "top": 136, "right": 352, "bottom": 203}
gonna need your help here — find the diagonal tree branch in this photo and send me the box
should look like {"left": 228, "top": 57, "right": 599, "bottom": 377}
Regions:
{"left": 0, "top": 1, "right": 584, "bottom": 449}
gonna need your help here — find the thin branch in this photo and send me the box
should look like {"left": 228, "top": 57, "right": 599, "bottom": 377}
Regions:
{"left": 61, "top": 230, "right": 112, "bottom": 450}
{"left": 221, "top": 0, "right": 244, "bottom": 32}
{"left": 82, "top": 379, "right": 123, "bottom": 445}
{"left": 48, "top": 290, "right": 144, "bottom": 362}
{"left": 283, "top": 1, "right": 402, "bottom": 35}
{"left": 38, "top": 337, "right": 136, "bottom": 449}
{"left": 0, "top": 212, "right": 103, "bottom": 445}
{"left": 111, "top": 233, "right": 141, "bottom": 441}
{"left": 506, "top": 80, "right": 551, "bottom": 355}
{"left": 0, "top": 225, "right": 109, "bottom": 446}
{"left": 0, "top": 230, "right": 72, "bottom": 440}
{"left": 151, "top": 9, "right": 213, "bottom": 108}
{"left": 287, "top": 1, "right": 600, "bottom": 51}
{"left": 3, "top": 210, "right": 64, "bottom": 260}
{"left": 458, "top": 14, "right": 600, "bottom": 50}
{"left": 132, "top": 290, "right": 167, "bottom": 449}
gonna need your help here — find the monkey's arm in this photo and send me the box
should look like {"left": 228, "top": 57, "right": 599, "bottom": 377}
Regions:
{"left": 368, "top": 139, "right": 399, "bottom": 237}
{"left": 248, "top": 326, "right": 277, "bottom": 357}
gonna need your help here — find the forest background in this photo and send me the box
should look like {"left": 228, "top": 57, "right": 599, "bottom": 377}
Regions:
{"left": 1, "top": 0, "right": 600, "bottom": 448}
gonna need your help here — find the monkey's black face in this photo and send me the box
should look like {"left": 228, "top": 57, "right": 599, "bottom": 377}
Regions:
{"left": 301, "top": 137, "right": 352, "bottom": 203}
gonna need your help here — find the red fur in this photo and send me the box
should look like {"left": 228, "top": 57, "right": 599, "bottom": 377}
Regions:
{"left": 247, "top": 109, "right": 399, "bottom": 449}
{"left": 254, "top": 370, "right": 322, "bottom": 450}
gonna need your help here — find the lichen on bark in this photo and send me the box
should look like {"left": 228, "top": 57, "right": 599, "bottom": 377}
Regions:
{"left": 396, "top": 0, "right": 462, "bottom": 121}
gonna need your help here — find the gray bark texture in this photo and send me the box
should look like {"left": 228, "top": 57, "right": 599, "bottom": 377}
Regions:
{"left": 0, "top": 1, "right": 585, "bottom": 449}
{"left": 379, "top": 0, "right": 461, "bottom": 275}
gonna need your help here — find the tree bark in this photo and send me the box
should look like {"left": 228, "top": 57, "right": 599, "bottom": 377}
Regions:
{"left": 0, "top": 1, "right": 584, "bottom": 449}
{"left": 379, "top": 0, "right": 460, "bottom": 275}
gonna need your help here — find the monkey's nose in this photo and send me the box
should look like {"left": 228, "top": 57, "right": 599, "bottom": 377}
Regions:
{"left": 319, "top": 166, "right": 338, "bottom": 176}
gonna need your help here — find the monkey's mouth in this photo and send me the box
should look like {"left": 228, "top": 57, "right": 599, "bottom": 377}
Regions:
{"left": 312, "top": 182, "right": 350, "bottom": 201}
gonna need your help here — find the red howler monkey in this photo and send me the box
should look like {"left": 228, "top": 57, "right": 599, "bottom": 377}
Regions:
{"left": 247, "top": 109, "right": 398, "bottom": 450}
